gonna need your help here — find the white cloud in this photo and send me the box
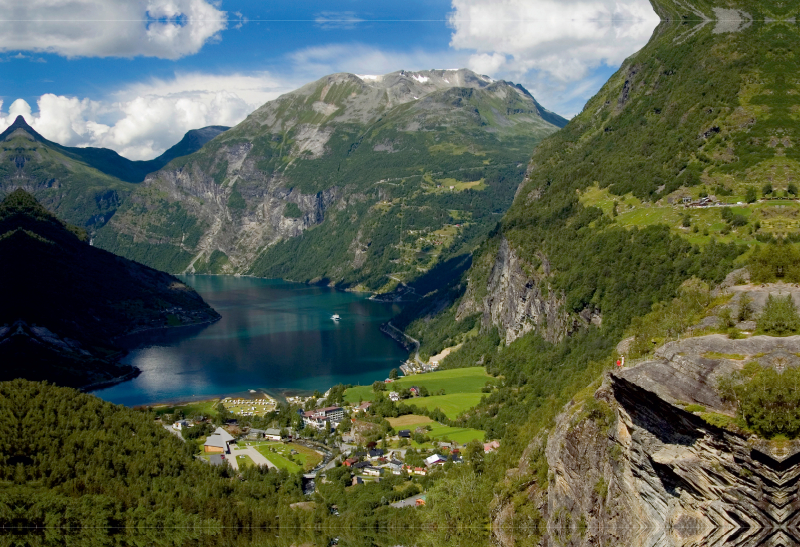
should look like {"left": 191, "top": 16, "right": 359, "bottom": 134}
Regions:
{"left": 0, "top": 72, "right": 296, "bottom": 160}
{"left": 0, "top": 0, "right": 227, "bottom": 59}
{"left": 288, "top": 43, "right": 468, "bottom": 82}
{"left": 468, "top": 52, "right": 507, "bottom": 75}
{"left": 449, "top": 0, "right": 660, "bottom": 116}
{"left": 450, "top": 0, "right": 660, "bottom": 82}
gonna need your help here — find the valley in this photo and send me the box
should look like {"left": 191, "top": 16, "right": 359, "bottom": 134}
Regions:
{"left": 4, "top": 0, "right": 800, "bottom": 545}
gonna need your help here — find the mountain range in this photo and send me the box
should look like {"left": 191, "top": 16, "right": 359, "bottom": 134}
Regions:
{"left": 92, "top": 69, "right": 567, "bottom": 290}
{"left": 0, "top": 117, "right": 227, "bottom": 235}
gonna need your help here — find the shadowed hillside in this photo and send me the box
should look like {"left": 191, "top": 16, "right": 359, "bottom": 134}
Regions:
{"left": 0, "top": 190, "right": 219, "bottom": 389}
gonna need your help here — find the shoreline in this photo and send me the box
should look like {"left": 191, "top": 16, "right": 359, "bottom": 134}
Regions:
{"left": 112, "top": 314, "right": 221, "bottom": 343}
{"left": 81, "top": 366, "right": 142, "bottom": 393}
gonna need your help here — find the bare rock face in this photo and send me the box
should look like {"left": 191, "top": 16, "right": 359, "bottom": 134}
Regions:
{"left": 523, "top": 335, "right": 800, "bottom": 547}
{"left": 457, "top": 237, "right": 598, "bottom": 345}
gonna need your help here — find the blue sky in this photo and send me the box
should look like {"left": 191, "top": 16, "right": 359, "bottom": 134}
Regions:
{"left": 0, "top": 0, "right": 659, "bottom": 159}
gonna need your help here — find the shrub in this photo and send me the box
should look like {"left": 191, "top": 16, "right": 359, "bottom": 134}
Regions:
{"left": 749, "top": 242, "right": 800, "bottom": 283}
{"left": 718, "top": 363, "right": 800, "bottom": 438}
{"left": 757, "top": 295, "right": 800, "bottom": 336}
{"left": 283, "top": 202, "right": 303, "bottom": 218}
{"left": 737, "top": 294, "right": 753, "bottom": 322}
{"left": 683, "top": 404, "right": 706, "bottom": 413}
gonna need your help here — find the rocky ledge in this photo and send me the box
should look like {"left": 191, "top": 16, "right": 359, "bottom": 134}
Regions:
{"left": 514, "top": 333, "right": 800, "bottom": 547}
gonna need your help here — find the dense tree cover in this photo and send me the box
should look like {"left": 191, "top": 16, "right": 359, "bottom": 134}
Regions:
{"left": 395, "top": 17, "right": 799, "bottom": 526}
{"left": 718, "top": 363, "right": 800, "bottom": 439}
{"left": 246, "top": 162, "right": 528, "bottom": 290}
{"left": 650, "top": 0, "right": 799, "bottom": 19}
{"left": 0, "top": 380, "right": 307, "bottom": 530}
{"left": 749, "top": 242, "right": 800, "bottom": 283}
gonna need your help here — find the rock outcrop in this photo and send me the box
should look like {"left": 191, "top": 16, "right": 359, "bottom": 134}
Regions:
{"left": 457, "top": 237, "right": 600, "bottom": 345}
{"left": 515, "top": 333, "right": 800, "bottom": 547}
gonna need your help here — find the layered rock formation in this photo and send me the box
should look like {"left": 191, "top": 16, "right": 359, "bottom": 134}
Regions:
{"left": 519, "top": 329, "right": 800, "bottom": 547}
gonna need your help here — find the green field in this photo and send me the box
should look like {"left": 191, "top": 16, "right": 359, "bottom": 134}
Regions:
{"left": 150, "top": 399, "right": 219, "bottom": 418}
{"left": 253, "top": 443, "right": 303, "bottom": 473}
{"left": 387, "top": 415, "right": 484, "bottom": 445}
{"left": 401, "top": 394, "right": 485, "bottom": 419}
{"left": 249, "top": 441, "right": 322, "bottom": 473}
{"left": 345, "top": 367, "right": 491, "bottom": 402}
{"left": 344, "top": 367, "right": 491, "bottom": 419}
{"left": 234, "top": 453, "right": 255, "bottom": 470}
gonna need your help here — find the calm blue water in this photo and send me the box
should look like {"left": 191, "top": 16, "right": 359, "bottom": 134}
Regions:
{"left": 94, "top": 276, "right": 407, "bottom": 407}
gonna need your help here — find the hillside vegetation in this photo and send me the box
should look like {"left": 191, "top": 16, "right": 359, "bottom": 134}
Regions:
{"left": 399, "top": 7, "right": 800, "bottom": 524}
{"left": 0, "top": 117, "right": 226, "bottom": 232}
{"left": 95, "top": 70, "right": 567, "bottom": 292}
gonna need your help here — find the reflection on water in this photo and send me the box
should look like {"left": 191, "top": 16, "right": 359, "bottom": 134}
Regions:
{"left": 94, "top": 276, "right": 407, "bottom": 406}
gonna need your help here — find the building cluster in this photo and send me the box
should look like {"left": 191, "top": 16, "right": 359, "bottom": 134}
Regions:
{"left": 334, "top": 439, "right": 491, "bottom": 483}
{"left": 399, "top": 359, "right": 440, "bottom": 376}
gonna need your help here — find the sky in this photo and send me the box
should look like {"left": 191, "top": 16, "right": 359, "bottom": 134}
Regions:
{"left": 0, "top": 0, "right": 660, "bottom": 160}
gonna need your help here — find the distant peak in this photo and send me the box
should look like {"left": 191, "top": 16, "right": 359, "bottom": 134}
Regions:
{"left": 11, "top": 115, "right": 31, "bottom": 128}
{"left": 1, "top": 115, "right": 43, "bottom": 142}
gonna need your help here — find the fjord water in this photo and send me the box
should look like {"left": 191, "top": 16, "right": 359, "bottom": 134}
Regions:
{"left": 95, "top": 276, "right": 406, "bottom": 406}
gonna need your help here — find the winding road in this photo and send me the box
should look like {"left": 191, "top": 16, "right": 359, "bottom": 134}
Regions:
{"left": 385, "top": 322, "right": 424, "bottom": 366}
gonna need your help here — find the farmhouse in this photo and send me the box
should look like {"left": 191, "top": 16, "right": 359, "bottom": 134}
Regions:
{"left": 204, "top": 427, "right": 236, "bottom": 454}
{"left": 484, "top": 440, "right": 500, "bottom": 453}
{"left": 355, "top": 401, "right": 371, "bottom": 413}
{"left": 264, "top": 428, "right": 283, "bottom": 441}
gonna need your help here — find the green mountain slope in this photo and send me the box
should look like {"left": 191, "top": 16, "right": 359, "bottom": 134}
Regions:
{"left": 0, "top": 190, "right": 219, "bottom": 389}
{"left": 95, "top": 69, "right": 567, "bottom": 290}
{"left": 0, "top": 117, "right": 228, "bottom": 232}
{"left": 401, "top": 2, "right": 798, "bottom": 474}
{"left": 0, "top": 116, "right": 228, "bottom": 183}
{"left": 0, "top": 379, "right": 307, "bottom": 533}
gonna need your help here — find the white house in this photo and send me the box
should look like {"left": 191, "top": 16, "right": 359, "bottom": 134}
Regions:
{"left": 425, "top": 454, "right": 447, "bottom": 467}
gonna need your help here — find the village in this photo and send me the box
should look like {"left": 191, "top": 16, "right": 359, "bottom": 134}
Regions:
{"left": 162, "top": 366, "right": 497, "bottom": 502}
{"left": 178, "top": 402, "right": 499, "bottom": 495}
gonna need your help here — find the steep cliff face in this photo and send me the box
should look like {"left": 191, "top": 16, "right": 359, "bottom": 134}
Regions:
{"left": 130, "top": 151, "right": 343, "bottom": 273}
{"left": 456, "top": 237, "right": 597, "bottom": 345}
